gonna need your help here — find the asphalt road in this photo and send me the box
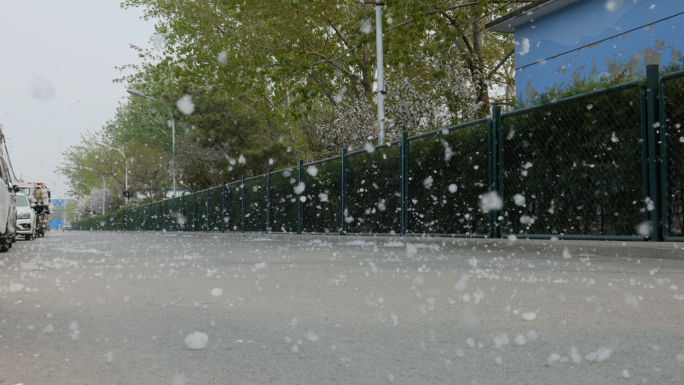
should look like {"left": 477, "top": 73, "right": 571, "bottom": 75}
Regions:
{"left": 1, "top": 231, "right": 683, "bottom": 384}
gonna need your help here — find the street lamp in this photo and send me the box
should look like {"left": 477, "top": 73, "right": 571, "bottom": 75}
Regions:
{"left": 95, "top": 142, "right": 128, "bottom": 202}
{"left": 374, "top": 1, "right": 385, "bottom": 144}
{"left": 126, "top": 89, "right": 176, "bottom": 198}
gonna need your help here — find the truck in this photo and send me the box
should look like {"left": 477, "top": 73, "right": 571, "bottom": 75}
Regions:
{"left": 16, "top": 182, "right": 50, "bottom": 237}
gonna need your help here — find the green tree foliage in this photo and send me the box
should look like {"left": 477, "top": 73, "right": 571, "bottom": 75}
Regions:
{"left": 117, "top": 0, "right": 523, "bottom": 152}
{"left": 66, "top": 0, "right": 530, "bottom": 215}
{"left": 58, "top": 131, "right": 173, "bottom": 207}
{"left": 168, "top": 83, "right": 288, "bottom": 190}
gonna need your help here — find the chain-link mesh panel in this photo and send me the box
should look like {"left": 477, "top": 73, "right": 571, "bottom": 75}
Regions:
{"left": 196, "top": 190, "right": 208, "bottom": 231}
{"left": 407, "top": 122, "right": 490, "bottom": 235}
{"left": 346, "top": 145, "right": 401, "bottom": 234}
{"left": 224, "top": 182, "right": 242, "bottom": 232}
{"left": 174, "top": 194, "right": 187, "bottom": 231}
{"left": 115, "top": 209, "right": 124, "bottom": 230}
{"left": 662, "top": 75, "right": 684, "bottom": 238}
{"left": 207, "top": 186, "right": 224, "bottom": 231}
{"left": 171, "top": 196, "right": 182, "bottom": 231}
{"left": 302, "top": 159, "right": 342, "bottom": 233}
{"left": 158, "top": 199, "right": 168, "bottom": 231}
{"left": 152, "top": 203, "right": 160, "bottom": 230}
{"left": 193, "top": 193, "right": 201, "bottom": 231}
{"left": 138, "top": 206, "right": 146, "bottom": 230}
{"left": 124, "top": 209, "right": 131, "bottom": 230}
{"left": 271, "top": 168, "right": 298, "bottom": 233}
{"left": 141, "top": 205, "right": 148, "bottom": 230}
{"left": 147, "top": 204, "right": 154, "bottom": 231}
{"left": 147, "top": 204, "right": 155, "bottom": 231}
{"left": 501, "top": 85, "right": 644, "bottom": 237}
{"left": 141, "top": 205, "right": 151, "bottom": 231}
{"left": 244, "top": 176, "right": 267, "bottom": 231}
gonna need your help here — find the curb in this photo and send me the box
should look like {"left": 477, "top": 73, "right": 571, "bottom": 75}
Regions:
{"left": 80, "top": 231, "right": 684, "bottom": 260}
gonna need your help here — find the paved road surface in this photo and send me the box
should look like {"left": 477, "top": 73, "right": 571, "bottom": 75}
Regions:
{"left": 1, "top": 231, "right": 683, "bottom": 384}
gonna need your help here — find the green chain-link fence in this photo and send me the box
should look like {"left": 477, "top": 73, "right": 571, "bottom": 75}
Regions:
{"left": 345, "top": 143, "right": 402, "bottom": 235}
{"left": 661, "top": 72, "right": 684, "bottom": 240}
{"left": 244, "top": 176, "right": 268, "bottom": 231}
{"left": 302, "top": 157, "right": 342, "bottom": 234}
{"left": 500, "top": 82, "right": 645, "bottom": 239}
{"left": 270, "top": 167, "right": 298, "bottom": 233}
{"left": 74, "top": 66, "right": 680, "bottom": 243}
{"left": 406, "top": 119, "right": 490, "bottom": 236}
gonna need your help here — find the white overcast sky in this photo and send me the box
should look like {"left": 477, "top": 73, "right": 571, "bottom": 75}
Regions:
{"left": 0, "top": 0, "right": 156, "bottom": 200}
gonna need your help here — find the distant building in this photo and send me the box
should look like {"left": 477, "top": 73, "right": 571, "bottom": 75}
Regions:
{"left": 486, "top": 0, "right": 684, "bottom": 102}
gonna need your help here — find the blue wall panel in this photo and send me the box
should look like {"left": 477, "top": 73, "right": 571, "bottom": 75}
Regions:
{"left": 515, "top": 0, "right": 684, "bottom": 102}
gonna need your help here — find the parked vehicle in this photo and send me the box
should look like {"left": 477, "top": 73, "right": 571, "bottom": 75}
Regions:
{"left": 16, "top": 182, "right": 50, "bottom": 238}
{"left": 62, "top": 223, "right": 71, "bottom": 231}
{"left": 0, "top": 154, "right": 17, "bottom": 252}
{"left": 15, "top": 192, "right": 35, "bottom": 240}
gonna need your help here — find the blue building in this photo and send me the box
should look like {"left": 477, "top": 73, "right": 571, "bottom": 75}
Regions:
{"left": 486, "top": 0, "right": 684, "bottom": 102}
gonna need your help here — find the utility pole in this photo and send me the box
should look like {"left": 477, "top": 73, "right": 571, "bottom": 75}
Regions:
{"left": 375, "top": 1, "right": 385, "bottom": 144}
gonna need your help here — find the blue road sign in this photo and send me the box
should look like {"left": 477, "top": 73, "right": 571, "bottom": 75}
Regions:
{"left": 52, "top": 199, "right": 65, "bottom": 206}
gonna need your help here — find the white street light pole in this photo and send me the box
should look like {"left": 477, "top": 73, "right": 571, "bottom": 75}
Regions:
{"left": 101, "top": 176, "right": 105, "bottom": 214}
{"left": 96, "top": 142, "right": 128, "bottom": 202}
{"left": 375, "top": 1, "right": 385, "bottom": 145}
{"left": 126, "top": 89, "right": 176, "bottom": 198}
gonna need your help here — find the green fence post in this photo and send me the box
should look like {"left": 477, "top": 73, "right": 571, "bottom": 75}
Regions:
{"left": 341, "top": 149, "right": 348, "bottom": 235}
{"left": 241, "top": 175, "right": 246, "bottom": 233}
{"left": 221, "top": 181, "right": 226, "bottom": 233}
{"left": 494, "top": 106, "right": 506, "bottom": 238}
{"left": 297, "top": 160, "right": 303, "bottom": 234}
{"left": 267, "top": 169, "right": 272, "bottom": 232}
{"left": 640, "top": 86, "right": 651, "bottom": 226}
{"left": 488, "top": 115, "right": 495, "bottom": 238}
{"left": 206, "top": 185, "right": 211, "bottom": 232}
{"left": 492, "top": 106, "right": 502, "bottom": 239}
{"left": 646, "top": 64, "right": 663, "bottom": 241}
{"left": 659, "top": 76, "right": 670, "bottom": 240}
{"left": 193, "top": 190, "right": 197, "bottom": 232}
{"left": 401, "top": 131, "right": 408, "bottom": 236}
{"left": 182, "top": 192, "right": 186, "bottom": 232}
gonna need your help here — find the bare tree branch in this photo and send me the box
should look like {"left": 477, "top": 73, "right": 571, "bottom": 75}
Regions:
{"left": 487, "top": 48, "right": 515, "bottom": 79}
{"left": 386, "top": 3, "right": 479, "bottom": 33}
{"left": 328, "top": 20, "right": 350, "bottom": 47}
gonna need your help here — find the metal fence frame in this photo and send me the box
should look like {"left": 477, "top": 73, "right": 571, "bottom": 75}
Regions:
{"left": 498, "top": 79, "right": 647, "bottom": 241}
{"left": 659, "top": 70, "right": 684, "bottom": 242}
{"left": 73, "top": 65, "right": 681, "bottom": 243}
